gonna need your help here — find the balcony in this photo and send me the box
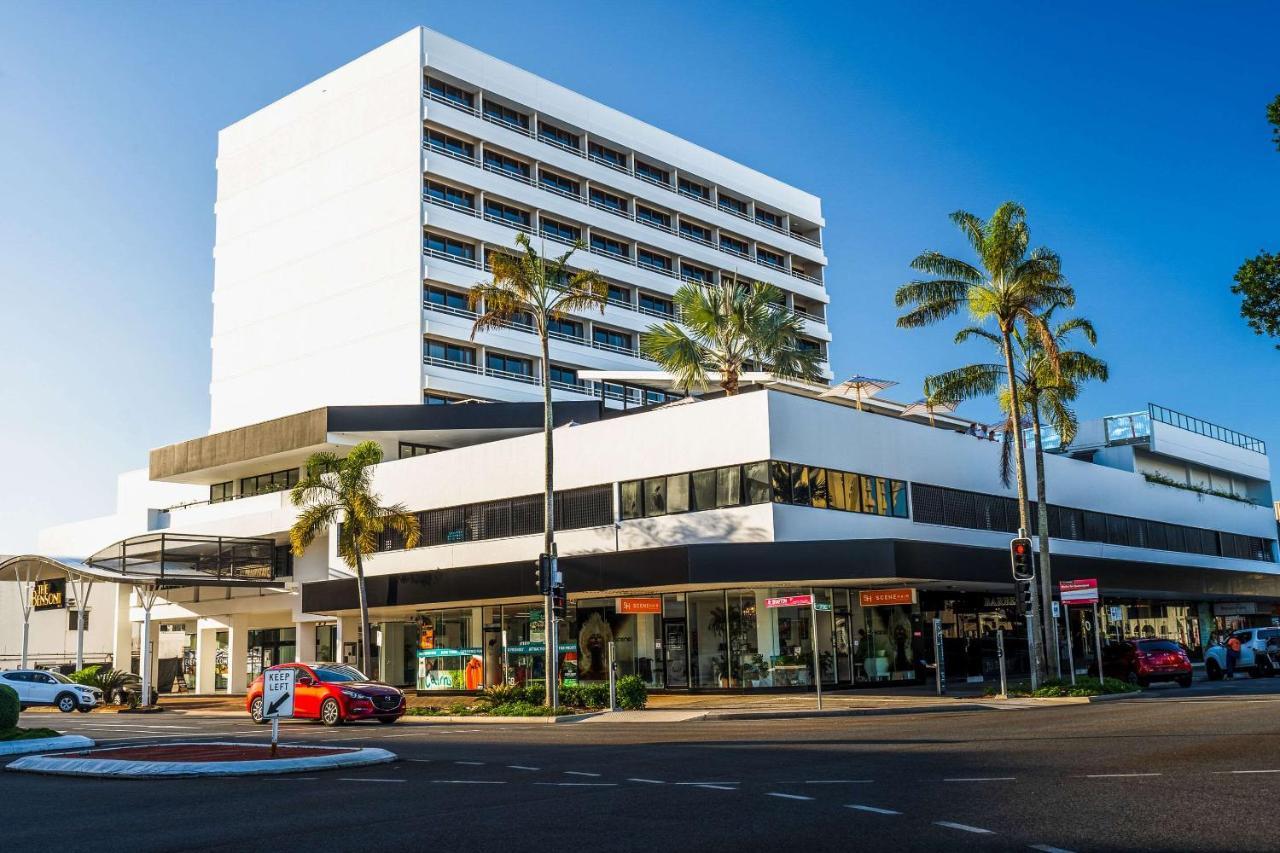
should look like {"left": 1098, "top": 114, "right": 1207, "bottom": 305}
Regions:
{"left": 423, "top": 244, "right": 480, "bottom": 269}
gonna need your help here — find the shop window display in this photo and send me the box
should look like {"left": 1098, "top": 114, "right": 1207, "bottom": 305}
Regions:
{"left": 416, "top": 609, "right": 482, "bottom": 690}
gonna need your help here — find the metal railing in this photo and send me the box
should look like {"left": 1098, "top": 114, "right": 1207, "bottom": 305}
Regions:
{"left": 422, "top": 299, "right": 477, "bottom": 320}
{"left": 1149, "top": 404, "right": 1267, "bottom": 454}
{"left": 424, "top": 88, "right": 480, "bottom": 116}
{"left": 482, "top": 110, "right": 533, "bottom": 137}
{"left": 423, "top": 139, "right": 479, "bottom": 166}
{"left": 423, "top": 193, "right": 479, "bottom": 217}
{"left": 423, "top": 245, "right": 480, "bottom": 268}
{"left": 424, "top": 354, "right": 480, "bottom": 373}
{"left": 484, "top": 211, "right": 534, "bottom": 234}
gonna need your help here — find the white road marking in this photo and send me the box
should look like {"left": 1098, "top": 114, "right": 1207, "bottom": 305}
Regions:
{"left": 934, "top": 821, "right": 994, "bottom": 834}
{"left": 767, "top": 792, "right": 814, "bottom": 801}
{"left": 535, "top": 782, "right": 617, "bottom": 787}
{"left": 1084, "top": 773, "right": 1161, "bottom": 779}
{"left": 628, "top": 778, "right": 665, "bottom": 784}
{"left": 803, "top": 779, "right": 873, "bottom": 784}
{"left": 1029, "top": 845, "right": 1076, "bottom": 853}
{"left": 944, "top": 777, "right": 1016, "bottom": 782}
{"left": 405, "top": 759, "right": 433, "bottom": 763}
{"left": 564, "top": 771, "right": 601, "bottom": 777}
{"left": 1215, "top": 769, "right": 1280, "bottom": 775}
{"left": 847, "top": 805, "right": 901, "bottom": 816}
{"left": 695, "top": 784, "right": 738, "bottom": 791}
{"left": 339, "top": 778, "right": 404, "bottom": 783}
{"left": 454, "top": 761, "right": 485, "bottom": 766}
{"left": 675, "top": 781, "right": 740, "bottom": 786}
{"left": 432, "top": 780, "right": 506, "bottom": 785}
{"left": 264, "top": 777, "right": 318, "bottom": 781}
{"left": 507, "top": 765, "right": 540, "bottom": 771}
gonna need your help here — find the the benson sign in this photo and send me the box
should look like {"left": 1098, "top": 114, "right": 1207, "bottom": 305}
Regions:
{"left": 32, "top": 579, "right": 66, "bottom": 611}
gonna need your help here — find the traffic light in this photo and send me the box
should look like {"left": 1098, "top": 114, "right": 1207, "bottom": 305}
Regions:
{"left": 1010, "top": 537, "right": 1034, "bottom": 581}
{"left": 536, "top": 553, "right": 554, "bottom": 595}
{"left": 1017, "top": 579, "right": 1035, "bottom": 617}
{"left": 551, "top": 584, "right": 567, "bottom": 616}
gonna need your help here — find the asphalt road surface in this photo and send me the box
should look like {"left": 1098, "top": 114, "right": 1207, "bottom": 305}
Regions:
{"left": 4, "top": 680, "right": 1280, "bottom": 852}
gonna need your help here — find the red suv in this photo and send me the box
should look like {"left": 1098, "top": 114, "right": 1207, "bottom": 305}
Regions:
{"left": 246, "top": 663, "right": 405, "bottom": 726}
{"left": 1097, "top": 639, "right": 1193, "bottom": 688}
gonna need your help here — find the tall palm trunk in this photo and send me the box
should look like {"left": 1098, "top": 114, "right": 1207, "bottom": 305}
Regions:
{"left": 1001, "top": 329, "right": 1045, "bottom": 683}
{"left": 354, "top": 548, "right": 372, "bottom": 679}
{"left": 540, "top": 331, "right": 557, "bottom": 707}
{"left": 1029, "top": 396, "right": 1060, "bottom": 679}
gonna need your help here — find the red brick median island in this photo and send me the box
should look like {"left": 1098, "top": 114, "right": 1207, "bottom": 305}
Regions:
{"left": 63, "top": 744, "right": 355, "bottom": 763}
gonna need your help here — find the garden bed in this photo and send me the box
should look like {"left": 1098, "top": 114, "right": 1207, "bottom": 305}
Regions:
{"left": 987, "top": 677, "right": 1140, "bottom": 698}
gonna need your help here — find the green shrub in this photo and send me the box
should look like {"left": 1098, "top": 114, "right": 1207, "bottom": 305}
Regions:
{"left": 487, "top": 702, "right": 570, "bottom": 717}
{"left": 69, "top": 666, "right": 129, "bottom": 702}
{"left": 0, "top": 684, "right": 19, "bottom": 729}
{"left": 617, "top": 675, "right": 647, "bottom": 710}
{"left": 478, "top": 684, "right": 546, "bottom": 707}
{"left": 558, "top": 682, "right": 610, "bottom": 709}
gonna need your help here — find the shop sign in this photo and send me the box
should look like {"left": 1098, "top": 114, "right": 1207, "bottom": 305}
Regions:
{"left": 814, "top": 602, "right": 833, "bottom": 612}
{"left": 616, "top": 597, "right": 662, "bottom": 614}
{"left": 417, "top": 647, "right": 482, "bottom": 658}
{"left": 32, "top": 579, "right": 66, "bottom": 611}
{"left": 1059, "top": 578, "right": 1099, "bottom": 605}
{"left": 505, "top": 642, "right": 578, "bottom": 655}
{"left": 858, "top": 588, "right": 917, "bottom": 607}
{"left": 766, "top": 594, "right": 815, "bottom": 608}
{"left": 1109, "top": 606, "right": 1123, "bottom": 621}
{"left": 1213, "top": 602, "right": 1267, "bottom": 616}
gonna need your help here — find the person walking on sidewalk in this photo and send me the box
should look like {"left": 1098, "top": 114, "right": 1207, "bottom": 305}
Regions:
{"left": 1225, "top": 633, "right": 1242, "bottom": 679}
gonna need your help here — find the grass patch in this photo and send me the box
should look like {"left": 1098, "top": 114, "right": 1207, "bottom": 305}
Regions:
{"left": 405, "top": 701, "right": 577, "bottom": 717}
{"left": 987, "top": 677, "right": 1140, "bottom": 698}
{"left": 0, "top": 727, "right": 62, "bottom": 742}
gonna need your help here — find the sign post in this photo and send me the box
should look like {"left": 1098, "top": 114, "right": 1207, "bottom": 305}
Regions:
{"left": 1063, "top": 604, "right": 1076, "bottom": 686}
{"left": 765, "top": 594, "right": 821, "bottom": 710}
{"left": 932, "top": 617, "right": 946, "bottom": 696}
{"left": 262, "top": 667, "right": 296, "bottom": 757}
{"left": 608, "top": 641, "right": 618, "bottom": 712}
{"left": 1059, "top": 579, "right": 1101, "bottom": 687}
{"left": 996, "top": 629, "right": 1007, "bottom": 698}
{"left": 1093, "top": 603, "right": 1105, "bottom": 688}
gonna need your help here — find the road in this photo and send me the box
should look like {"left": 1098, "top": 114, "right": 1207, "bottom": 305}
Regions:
{"left": 4, "top": 680, "right": 1279, "bottom": 852}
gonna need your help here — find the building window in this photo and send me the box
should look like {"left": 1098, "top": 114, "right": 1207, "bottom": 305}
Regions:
{"left": 667, "top": 473, "right": 690, "bottom": 514}
{"left": 636, "top": 205, "right": 671, "bottom": 229}
{"left": 635, "top": 161, "right": 669, "bottom": 186}
{"left": 399, "top": 442, "right": 438, "bottom": 459}
{"left": 637, "top": 249, "right": 672, "bottom": 272}
{"left": 272, "top": 545, "right": 294, "bottom": 578}
{"left": 68, "top": 610, "right": 89, "bottom": 631}
{"left": 483, "top": 150, "right": 530, "bottom": 178}
{"left": 678, "top": 177, "right": 710, "bottom": 201}
{"left": 484, "top": 200, "right": 531, "bottom": 228}
{"left": 620, "top": 480, "right": 642, "bottom": 520}
{"left": 539, "top": 170, "right": 579, "bottom": 196}
{"left": 424, "top": 233, "right": 476, "bottom": 261}
{"left": 589, "top": 188, "right": 627, "bottom": 213}
{"left": 426, "top": 128, "right": 474, "bottom": 159}
{"left": 425, "top": 340, "right": 476, "bottom": 365}
{"left": 607, "top": 284, "right": 630, "bottom": 304}
{"left": 720, "top": 234, "right": 749, "bottom": 257}
{"left": 424, "top": 393, "right": 468, "bottom": 405}
{"left": 644, "top": 478, "right": 667, "bottom": 517}
{"left": 549, "top": 365, "right": 580, "bottom": 387}
{"left": 679, "top": 221, "right": 712, "bottom": 243}
{"left": 538, "top": 121, "right": 578, "bottom": 149}
{"left": 588, "top": 141, "right": 627, "bottom": 168}
{"left": 425, "top": 76, "right": 474, "bottom": 109}
{"left": 593, "top": 328, "right": 632, "bottom": 351}
{"left": 240, "top": 468, "right": 299, "bottom": 497}
{"left": 483, "top": 100, "right": 529, "bottom": 130}
{"left": 425, "top": 285, "right": 470, "bottom": 312}
{"left": 691, "top": 469, "right": 717, "bottom": 511}
{"left": 424, "top": 180, "right": 474, "bottom": 209}
{"left": 540, "top": 218, "right": 580, "bottom": 243}
{"left": 680, "top": 263, "right": 714, "bottom": 284}
{"left": 639, "top": 293, "right": 673, "bottom": 317}
{"left": 210, "top": 481, "right": 233, "bottom": 503}
{"left": 547, "top": 317, "right": 584, "bottom": 339}
{"left": 590, "top": 235, "right": 629, "bottom": 259}
{"left": 755, "top": 208, "right": 784, "bottom": 229}
{"left": 757, "top": 247, "right": 786, "bottom": 269}
{"left": 719, "top": 194, "right": 748, "bottom": 216}
{"left": 486, "top": 353, "right": 532, "bottom": 376}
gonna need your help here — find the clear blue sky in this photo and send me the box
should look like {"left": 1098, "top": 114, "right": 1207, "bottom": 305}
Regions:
{"left": 1, "top": 2, "right": 1277, "bottom": 552}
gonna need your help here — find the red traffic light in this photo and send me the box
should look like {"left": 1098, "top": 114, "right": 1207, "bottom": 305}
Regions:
{"left": 1010, "top": 537, "right": 1034, "bottom": 581}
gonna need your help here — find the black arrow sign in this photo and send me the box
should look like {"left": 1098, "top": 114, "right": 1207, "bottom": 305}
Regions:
{"left": 267, "top": 693, "right": 290, "bottom": 716}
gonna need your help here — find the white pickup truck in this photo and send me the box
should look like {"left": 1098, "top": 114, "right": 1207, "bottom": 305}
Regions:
{"left": 1204, "top": 628, "right": 1280, "bottom": 680}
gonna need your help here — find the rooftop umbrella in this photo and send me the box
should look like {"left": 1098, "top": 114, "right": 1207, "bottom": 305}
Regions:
{"left": 821, "top": 376, "right": 898, "bottom": 411}
{"left": 901, "top": 398, "right": 958, "bottom": 426}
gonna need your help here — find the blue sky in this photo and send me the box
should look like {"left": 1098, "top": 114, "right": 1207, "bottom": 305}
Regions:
{"left": 1, "top": 2, "right": 1277, "bottom": 552}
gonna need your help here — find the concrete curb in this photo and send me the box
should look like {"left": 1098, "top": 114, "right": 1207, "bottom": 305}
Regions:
{"left": 0, "top": 735, "right": 95, "bottom": 756}
{"left": 400, "top": 712, "right": 600, "bottom": 724}
{"left": 5, "top": 742, "right": 395, "bottom": 778}
{"left": 1019, "top": 690, "right": 1143, "bottom": 704}
{"left": 700, "top": 703, "right": 1003, "bottom": 721}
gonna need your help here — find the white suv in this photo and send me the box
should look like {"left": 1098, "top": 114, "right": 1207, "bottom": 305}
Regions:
{"left": 0, "top": 669, "right": 102, "bottom": 712}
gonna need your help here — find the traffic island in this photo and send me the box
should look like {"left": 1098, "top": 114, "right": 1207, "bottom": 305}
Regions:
{"left": 0, "top": 733, "right": 96, "bottom": 757}
{"left": 4, "top": 741, "right": 395, "bottom": 778}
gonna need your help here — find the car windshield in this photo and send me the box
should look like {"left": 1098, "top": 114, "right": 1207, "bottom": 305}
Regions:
{"left": 1258, "top": 629, "right": 1280, "bottom": 641}
{"left": 48, "top": 671, "right": 73, "bottom": 683}
{"left": 1137, "top": 640, "right": 1182, "bottom": 653}
{"left": 312, "top": 665, "right": 366, "bottom": 683}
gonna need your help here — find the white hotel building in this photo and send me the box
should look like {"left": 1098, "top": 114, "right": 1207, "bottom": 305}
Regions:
{"left": 3, "top": 28, "right": 1277, "bottom": 695}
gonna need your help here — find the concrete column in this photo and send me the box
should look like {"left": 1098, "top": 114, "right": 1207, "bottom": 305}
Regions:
{"left": 111, "top": 584, "right": 133, "bottom": 672}
{"left": 226, "top": 613, "right": 250, "bottom": 694}
{"left": 144, "top": 616, "right": 161, "bottom": 693}
{"left": 294, "top": 621, "right": 317, "bottom": 663}
{"left": 335, "top": 615, "right": 360, "bottom": 665}
{"left": 194, "top": 620, "right": 221, "bottom": 694}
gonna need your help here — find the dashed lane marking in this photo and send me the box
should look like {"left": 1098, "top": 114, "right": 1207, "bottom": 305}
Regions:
{"left": 628, "top": 778, "right": 665, "bottom": 784}
{"left": 1214, "top": 769, "right": 1280, "bottom": 774}
{"left": 802, "top": 779, "right": 874, "bottom": 784}
{"left": 431, "top": 780, "right": 507, "bottom": 785}
{"left": 564, "top": 771, "right": 602, "bottom": 777}
{"left": 535, "top": 782, "right": 617, "bottom": 787}
{"left": 339, "top": 778, "right": 404, "bottom": 783}
{"left": 1084, "top": 773, "right": 1161, "bottom": 779}
{"left": 846, "top": 805, "right": 901, "bottom": 816}
{"left": 454, "top": 761, "right": 485, "bottom": 766}
{"left": 1029, "top": 845, "right": 1076, "bottom": 852}
{"left": 767, "top": 793, "right": 815, "bottom": 801}
{"left": 934, "top": 822, "right": 994, "bottom": 834}
{"left": 507, "top": 765, "right": 540, "bottom": 771}
{"left": 944, "top": 777, "right": 1016, "bottom": 782}
{"left": 694, "top": 784, "right": 738, "bottom": 791}
{"left": 675, "top": 781, "right": 740, "bottom": 786}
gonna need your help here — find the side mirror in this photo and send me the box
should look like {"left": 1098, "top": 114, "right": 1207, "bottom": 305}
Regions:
{"left": 297, "top": 676, "right": 315, "bottom": 686}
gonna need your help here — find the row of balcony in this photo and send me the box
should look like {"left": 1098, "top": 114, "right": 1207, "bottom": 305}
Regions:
{"left": 423, "top": 79, "right": 822, "bottom": 248}
{"left": 423, "top": 130, "right": 823, "bottom": 287}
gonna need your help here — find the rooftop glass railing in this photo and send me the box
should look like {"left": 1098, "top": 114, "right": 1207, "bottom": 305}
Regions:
{"left": 1148, "top": 404, "right": 1266, "bottom": 454}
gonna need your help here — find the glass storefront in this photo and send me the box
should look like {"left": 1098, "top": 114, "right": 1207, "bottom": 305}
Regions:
{"left": 246, "top": 628, "right": 296, "bottom": 680}
{"left": 415, "top": 609, "right": 482, "bottom": 690}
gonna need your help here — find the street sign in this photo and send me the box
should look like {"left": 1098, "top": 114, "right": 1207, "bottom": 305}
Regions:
{"left": 1109, "top": 606, "right": 1123, "bottom": 621}
{"left": 1059, "top": 578, "right": 1099, "bottom": 605}
{"left": 814, "top": 602, "right": 833, "bottom": 612}
{"left": 1051, "top": 601, "right": 1061, "bottom": 619}
{"left": 262, "top": 667, "right": 296, "bottom": 719}
{"left": 765, "top": 594, "right": 815, "bottom": 608}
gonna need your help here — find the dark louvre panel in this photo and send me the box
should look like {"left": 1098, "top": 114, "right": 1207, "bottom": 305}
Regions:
{"left": 911, "top": 484, "right": 945, "bottom": 525}
{"left": 510, "top": 495, "right": 544, "bottom": 537}
{"left": 1144, "top": 521, "right": 1168, "bottom": 552}
{"left": 1164, "top": 525, "right": 1185, "bottom": 554}
{"left": 1083, "top": 512, "right": 1107, "bottom": 542}
{"left": 974, "top": 493, "right": 1001, "bottom": 531}
{"left": 1126, "top": 517, "right": 1146, "bottom": 549}
{"left": 481, "top": 500, "right": 512, "bottom": 541}
{"left": 1105, "top": 515, "right": 1128, "bottom": 546}
{"left": 1061, "top": 508, "right": 1084, "bottom": 540}
{"left": 556, "top": 485, "right": 613, "bottom": 531}
{"left": 942, "top": 489, "right": 977, "bottom": 529}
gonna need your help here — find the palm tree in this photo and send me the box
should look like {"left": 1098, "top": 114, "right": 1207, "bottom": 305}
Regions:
{"left": 896, "top": 201, "right": 1074, "bottom": 682}
{"left": 926, "top": 306, "right": 1108, "bottom": 677}
{"left": 641, "top": 278, "right": 824, "bottom": 394}
{"left": 290, "top": 441, "right": 420, "bottom": 679}
{"left": 470, "top": 232, "right": 608, "bottom": 706}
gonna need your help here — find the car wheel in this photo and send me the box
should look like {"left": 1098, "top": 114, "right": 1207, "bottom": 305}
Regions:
{"left": 320, "top": 698, "right": 342, "bottom": 727}
{"left": 55, "top": 692, "right": 78, "bottom": 713}
{"left": 1177, "top": 675, "right": 1193, "bottom": 688}
{"left": 1126, "top": 671, "right": 1140, "bottom": 686}
{"left": 377, "top": 716, "right": 398, "bottom": 725}
{"left": 250, "top": 697, "right": 267, "bottom": 724}
{"left": 1205, "top": 659, "right": 1223, "bottom": 681}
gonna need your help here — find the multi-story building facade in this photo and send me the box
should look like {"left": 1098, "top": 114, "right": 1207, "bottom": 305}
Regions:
{"left": 3, "top": 29, "right": 1277, "bottom": 696}
{"left": 210, "top": 27, "right": 830, "bottom": 434}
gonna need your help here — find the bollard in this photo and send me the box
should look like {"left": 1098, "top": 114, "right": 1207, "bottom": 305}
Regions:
{"left": 933, "top": 617, "right": 946, "bottom": 696}
{"left": 608, "top": 641, "right": 617, "bottom": 712}
{"left": 996, "top": 629, "right": 1008, "bottom": 699}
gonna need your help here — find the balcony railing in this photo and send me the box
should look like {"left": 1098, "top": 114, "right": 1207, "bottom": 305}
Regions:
{"left": 484, "top": 212, "right": 534, "bottom": 234}
{"left": 424, "top": 354, "right": 481, "bottom": 374}
{"left": 423, "top": 245, "right": 480, "bottom": 268}
{"left": 538, "top": 133, "right": 584, "bottom": 158}
{"left": 482, "top": 161, "right": 534, "bottom": 186}
{"left": 482, "top": 111, "right": 534, "bottom": 137}
{"left": 423, "top": 139, "right": 479, "bottom": 166}
{"left": 423, "top": 193, "right": 479, "bottom": 217}
{"left": 423, "top": 87, "right": 480, "bottom": 116}
{"left": 422, "top": 300, "right": 477, "bottom": 320}
{"left": 485, "top": 364, "right": 538, "bottom": 385}
{"left": 588, "top": 153, "right": 629, "bottom": 173}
